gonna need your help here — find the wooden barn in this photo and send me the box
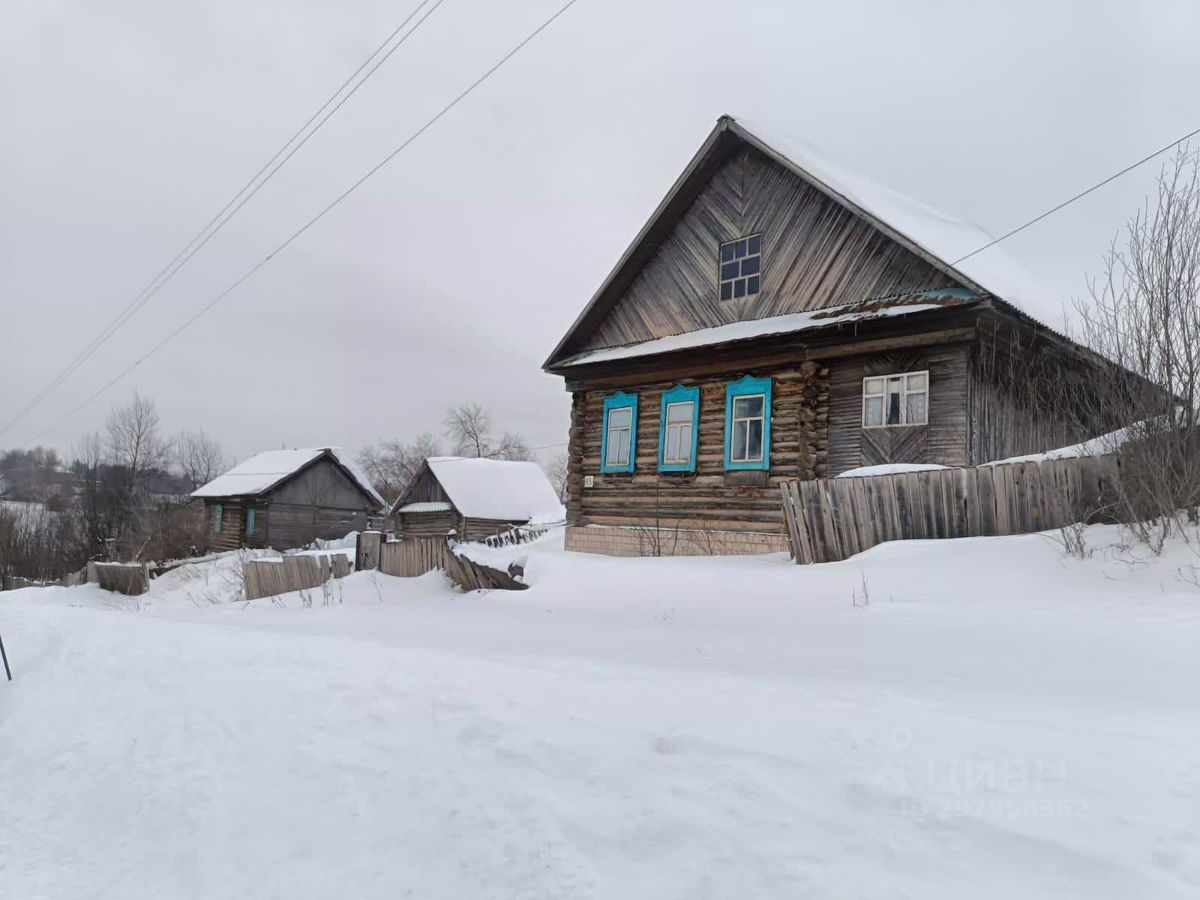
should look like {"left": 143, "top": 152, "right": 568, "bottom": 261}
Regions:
{"left": 543, "top": 115, "right": 1128, "bottom": 557}
{"left": 192, "top": 447, "right": 385, "bottom": 552}
{"left": 390, "top": 457, "right": 565, "bottom": 542}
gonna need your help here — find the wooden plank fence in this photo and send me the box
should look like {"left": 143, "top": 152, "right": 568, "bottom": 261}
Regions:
{"left": 90, "top": 562, "right": 150, "bottom": 596}
{"left": 780, "top": 455, "right": 1123, "bottom": 564}
{"left": 374, "top": 535, "right": 527, "bottom": 591}
{"left": 243, "top": 553, "right": 352, "bottom": 601}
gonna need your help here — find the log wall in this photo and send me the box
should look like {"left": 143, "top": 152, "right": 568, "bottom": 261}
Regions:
{"left": 567, "top": 361, "right": 829, "bottom": 536}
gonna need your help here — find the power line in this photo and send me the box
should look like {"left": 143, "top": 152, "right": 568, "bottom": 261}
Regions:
{"left": 951, "top": 124, "right": 1200, "bottom": 266}
{"left": 30, "top": 0, "right": 584, "bottom": 441}
{"left": 0, "top": 0, "right": 446, "bottom": 440}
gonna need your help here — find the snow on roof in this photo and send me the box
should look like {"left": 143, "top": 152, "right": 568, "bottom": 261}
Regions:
{"left": 191, "top": 447, "right": 384, "bottom": 507}
{"left": 421, "top": 457, "right": 565, "bottom": 523}
{"left": 396, "top": 501, "right": 453, "bottom": 514}
{"left": 558, "top": 297, "right": 953, "bottom": 367}
{"left": 733, "top": 117, "right": 1059, "bottom": 324}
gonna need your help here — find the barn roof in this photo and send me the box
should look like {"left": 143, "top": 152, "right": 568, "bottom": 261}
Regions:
{"left": 544, "top": 114, "right": 1058, "bottom": 368}
{"left": 191, "top": 447, "right": 384, "bottom": 507}
{"left": 392, "top": 457, "right": 565, "bottom": 524}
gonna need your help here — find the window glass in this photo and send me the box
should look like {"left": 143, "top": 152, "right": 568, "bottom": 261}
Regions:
{"left": 730, "top": 393, "right": 765, "bottom": 463}
{"left": 864, "top": 396, "right": 884, "bottom": 427}
{"left": 246, "top": 508, "right": 256, "bottom": 536}
{"left": 213, "top": 504, "right": 223, "bottom": 534}
{"left": 663, "top": 400, "right": 695, "bottom": 465}
{"left": 863, "top": 370, "right": 929, "bottom": 427}
{"left": 605, "top": 405, "right": 633, "bottom": 466}
{"left": 906, "top": 392, "right": 927, "bottom": 424}
{"left": 734, "top": 395, "right": 763, "bottom": 419}
{"left": 718, "top": 234, "right": 762, "bottom": 301}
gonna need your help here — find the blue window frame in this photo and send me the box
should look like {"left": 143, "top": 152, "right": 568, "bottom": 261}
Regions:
{"left": 600, "top": 391, "right": 638, "bottom": 473}
{"left": 658, "top": 385, "right": 700, "bottom": 472}
{"left": 246, "top": 507, "right": 256, "bottom": 536}
{"left": 724, "top": 375, "right": 772, "bottom": 471}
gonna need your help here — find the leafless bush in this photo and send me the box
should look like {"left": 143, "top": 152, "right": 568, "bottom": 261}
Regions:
{"left": 1068, "top": 148, "right": 1200, "bottom": 550}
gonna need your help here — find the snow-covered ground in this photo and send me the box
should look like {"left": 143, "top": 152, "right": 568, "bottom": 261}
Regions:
{"left": 1, "top": 526, "right": 1198, "bottom": 898}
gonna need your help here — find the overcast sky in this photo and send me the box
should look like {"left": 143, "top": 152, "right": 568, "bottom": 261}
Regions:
{"left": 3, "top": 0, "right": 1199, "bottom": 466}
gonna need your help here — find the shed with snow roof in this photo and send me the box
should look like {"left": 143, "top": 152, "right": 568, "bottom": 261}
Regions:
{"left": 543, "top": 114, "right": 1138, "bottom": 557}
{"left": 192, "top": 447, "right": 385, "bottom": 552}
{"left": 389, "top": 457, "right": 565, "bottom": 542}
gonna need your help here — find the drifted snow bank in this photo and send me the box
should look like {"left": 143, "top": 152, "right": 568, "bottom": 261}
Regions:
{"left": 1, "top": 524, "right": 1198, "bottom": 898}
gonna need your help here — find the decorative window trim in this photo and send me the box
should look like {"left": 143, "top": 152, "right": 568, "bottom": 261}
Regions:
{"left": 213, "top": 503, "right": 223, "bottom": 534}
{"left": 718, "top": 234, "right": 762, "bottom": 302}
{"left": 724, "top": 375, "right": 772, "bottom": 471}
{"left": 658, "top": 385, "right": 700, "bottom": 473}
{"left": 862, "top": 369, "right": 929, "bottom": 428}
{"left": 600, "top": 391, "right": 638, "bottom": 474}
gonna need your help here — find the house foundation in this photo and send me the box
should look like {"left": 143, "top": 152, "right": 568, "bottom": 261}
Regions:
{"left": 564, "top": 524, "right": 789, "bottom": 558}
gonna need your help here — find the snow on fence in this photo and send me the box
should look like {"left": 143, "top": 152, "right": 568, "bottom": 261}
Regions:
{"left": 780, "top": 455, "right": 1122, "bottom": 564}
{"left": 477, "top": 521, "right": 563, "bottom": 550}
{"left": 242, "top": 554, "right": 351, "bottom": 601}
{"left": 364, "top": 533, "right": 526, "bottom": 591}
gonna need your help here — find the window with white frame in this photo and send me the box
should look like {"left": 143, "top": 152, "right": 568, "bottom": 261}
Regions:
{"left": 604, "top": 405, "right": 634, "bottom": 467}
{"left": 662, "top": 400, "right": 695, "bottom": 466}
{"left": 863, "top": 370, "right": 928, "bottom": 427}
{"left": 729, "top": 393, "right": 766, "bottom": 463}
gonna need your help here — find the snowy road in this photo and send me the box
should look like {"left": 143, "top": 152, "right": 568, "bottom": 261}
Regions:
{"left": 1, "top": 529, "right": 1198, "bottom": 898}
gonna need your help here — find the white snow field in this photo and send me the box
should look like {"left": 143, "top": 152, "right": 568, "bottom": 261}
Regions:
{"left": 1, "top": 528, "right": 1198, "bottom": 899}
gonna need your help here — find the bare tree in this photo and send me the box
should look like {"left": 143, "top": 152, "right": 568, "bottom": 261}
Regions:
{"left": 357, "top": 432, "right": 441, "bottom": 503}
{"left": 106, "top": 391, "right": 171, "bottom": 482}
{"left": 443, "top": 402, "right": 531, "bottom": 461}
{"left": 1071, "top": 148, "right": 1200, "bottom": 548}
{"left": 176, "top": 429, "right": 227, "bottom": 491}
{"left": 544, "top": 451, "right": 570, "bottom": 503}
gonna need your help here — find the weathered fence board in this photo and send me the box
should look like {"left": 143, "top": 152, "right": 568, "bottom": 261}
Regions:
{"left": 91, "top": 562, "right": 150, "bottom": 596}
{"left": 243, "top": 553, "right": 351, "bottom": 601}
{"left": 371, "top": 535, "right": 527, "bottom": 591}
{"left": 781, "top": 455, "right": 1123, "bottom": 564}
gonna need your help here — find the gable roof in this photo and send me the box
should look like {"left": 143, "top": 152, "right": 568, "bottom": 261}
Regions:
{"left": 192, "top": 447, "right": 385, "bottom": 508}
{"left": 391, "top": 457, "right": 565, "bottom": 524}
{"left": 544, "top": 114, "right": 1057, "bottom": 369}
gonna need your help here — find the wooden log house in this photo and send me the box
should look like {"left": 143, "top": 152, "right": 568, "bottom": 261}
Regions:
{"left": 543, "top": 115, "right": 1127, "bottom": 557}
{"left": 192, "top": 447, "right": 385, "bottom": 552}
{"left": 390, "top": 457, "right": 565, "bottom": 542}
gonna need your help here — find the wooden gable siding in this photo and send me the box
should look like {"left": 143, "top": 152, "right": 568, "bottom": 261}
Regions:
{"left": 577, "top": 146, "right": 960, "bottom": 353}
{"left": 400, "top": 466, "right": 450, "bottom": 505}
{"left": 567, "top": 363, "right": 828, "bottom": 534}
{"left": 268, "top": 456, "right": 375, "bottom": 509}
{"left": 826, "top": 344, "right": 970, "bottom": 474}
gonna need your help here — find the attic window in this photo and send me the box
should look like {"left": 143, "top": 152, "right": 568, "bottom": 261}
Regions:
{"left": 719, "top": 234, "right": 761, "bottom": 301}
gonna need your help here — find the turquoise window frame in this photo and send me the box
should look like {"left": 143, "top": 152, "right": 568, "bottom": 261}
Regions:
{"left": 658, "top": 385, "right": 700, "bottom": 473}
{"left": 246, "top": 507, "right": 256, "bottom": 536}
{"left": 600, "top": 391, "right": 638, "bottom": 474}
{"left": 724, "top": 375, "right": 773, "bottom": 471}
{"left": 212, "top": 503, "right": 223, "bottom": 534}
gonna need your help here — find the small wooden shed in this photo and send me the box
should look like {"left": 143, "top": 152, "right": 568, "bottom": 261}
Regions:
{"left": 390, "top": 457, "right": 564, "bottom": 542}
{"left": 192, "top": 447, "right": 385, "bottom": 552}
